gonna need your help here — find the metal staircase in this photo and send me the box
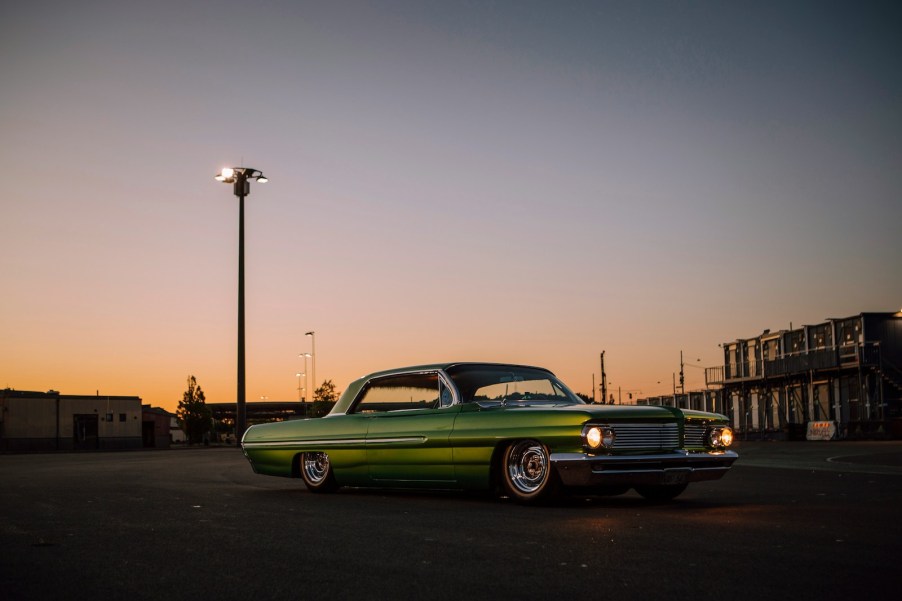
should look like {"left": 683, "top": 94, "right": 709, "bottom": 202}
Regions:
{"left": 877, "top": 360, "right": 902, "bottom": 397}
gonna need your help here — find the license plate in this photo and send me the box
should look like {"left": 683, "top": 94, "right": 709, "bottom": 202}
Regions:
{"left": 663, "top": 470, "right": 688, "bottom": 485}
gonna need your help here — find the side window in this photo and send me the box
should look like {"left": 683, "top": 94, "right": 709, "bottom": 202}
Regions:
{"left": 352, "top": 373, "right": 441, "bottom": 414}
{"left": 439, "top": 379, "right": 453, "bottom": 407}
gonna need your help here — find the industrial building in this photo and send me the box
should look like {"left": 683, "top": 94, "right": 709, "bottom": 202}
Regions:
{"left": 641, "top": 312, "right": 902, "bottom": 439}
{"left": 208, "top": 400, "right": 309, "bottom": 426}
{"left": 0, "top": 389, "right": 144, "bottom": 451}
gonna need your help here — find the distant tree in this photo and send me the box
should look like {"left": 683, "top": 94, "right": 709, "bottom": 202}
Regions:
{"left": 310, "top": 379, "right": 340, "bottom": 417}
{"left": 313, "top": 379, "right": 339, "bottom": 402}
{"left": 176, "top": 375, "right": 212, "bottom": 444}
{"left": 575, "top": 392, "right": 593, "bottom": 403}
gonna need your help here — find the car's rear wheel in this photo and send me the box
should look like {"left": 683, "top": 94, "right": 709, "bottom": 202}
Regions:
{"left": 635, "top": 483, "right": 687, "bottom": 501}
{"left": 501, "top": 440, "right": 557, "bottom": 504}
{"left": 300, "top": 451, "right": 338, "bottom": 493}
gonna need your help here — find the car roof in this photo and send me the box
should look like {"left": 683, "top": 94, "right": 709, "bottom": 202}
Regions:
{"left": 330, "top": 362, "right": 557, "bottom": 415}
{"left": 357, "top": 362, "right": 555, "bottom": 381}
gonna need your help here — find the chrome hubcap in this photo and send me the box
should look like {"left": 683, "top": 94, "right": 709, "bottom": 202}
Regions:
{"left": 507, "top": 441, "right": 548, "bottom": 493}
{"left": 303, "top": 452, "right": 330, "bottom": 484}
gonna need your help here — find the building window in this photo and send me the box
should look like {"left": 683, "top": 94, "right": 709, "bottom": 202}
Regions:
{"left": 809, "top": 324, "right": 832, "bottom": 349}
{"left": 839, "top": 319, "right": 861, "bottom": 345}
{"left": 119, "top": 413, "right": 127, "bottom": 422}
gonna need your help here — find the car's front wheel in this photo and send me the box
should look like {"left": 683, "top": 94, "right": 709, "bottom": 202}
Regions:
{"left": 500, "top": 440, "right": 558, "bottom": 504}
{"left": 300, "top": 451, "right": 338, "bottom": 493}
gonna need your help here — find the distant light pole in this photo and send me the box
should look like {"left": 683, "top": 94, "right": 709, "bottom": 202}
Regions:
{"left": 298, "top": 353, "right": 312, "bottom": 402}
{"left": 215, "top": 166, "right": 268, "bottom": 442}
{"left": 295, "top": 372, "right": 305, "bottom": 402}
{"left": 305, "top": 331, "right": 316, "bottom": 398}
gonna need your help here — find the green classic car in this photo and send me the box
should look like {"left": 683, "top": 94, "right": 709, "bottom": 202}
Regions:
{"left": 241, "top": 362, "right": 737, "bottom": 503}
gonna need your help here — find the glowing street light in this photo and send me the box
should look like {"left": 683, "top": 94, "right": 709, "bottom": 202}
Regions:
{"left": 215, "top": 166, "right": 267, "bottom": 442}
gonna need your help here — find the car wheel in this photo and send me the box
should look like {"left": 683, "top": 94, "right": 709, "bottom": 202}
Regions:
{"left": 300, "top": 452, "right": 338, "bottom": 493}
{"left": 634, "top": 483, "right": 688, "bottom": 501}
{"left": 501, "top": 440, "right": 557, "bottom": 503}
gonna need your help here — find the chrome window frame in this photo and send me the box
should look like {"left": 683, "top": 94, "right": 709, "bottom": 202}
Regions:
{"left": 347, "top": 369, "right": 460, "bottom": 414}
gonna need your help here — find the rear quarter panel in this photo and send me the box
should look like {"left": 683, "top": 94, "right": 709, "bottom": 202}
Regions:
{"left": 242, "top": 415, "right": 370, "bottom": 483}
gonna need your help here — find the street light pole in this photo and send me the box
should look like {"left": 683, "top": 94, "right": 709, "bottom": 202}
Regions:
{"left": 299, "top": 353, "right": 311, "bottom": 402}
{"left": 215, "top": 166, "right": 268, "bottom": 442}
{"left": 296, "top": 372, "right": 305, "bottom": 402}
{"left": 306, "top": 331, "right": 316, "bottom": 399}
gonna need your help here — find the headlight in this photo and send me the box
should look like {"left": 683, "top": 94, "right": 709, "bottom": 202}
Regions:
{"left": 720, "top": 427, "right": 734, "bottom": 447}
{"left": 584, "top": 425, "right": 615, "bottom": 450}
{"left": 707, "top": 426, "right": 734, "bottom": 448}
{"left": 586, "top": 427, "right": 602, "bottom": 448}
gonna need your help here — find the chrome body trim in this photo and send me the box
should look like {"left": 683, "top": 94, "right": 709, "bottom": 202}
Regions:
{"left": 242, "top": 439, "right": 367, "bottom": 449}
{"left": 242, "top": 436, "right": 426, "bottom": 449}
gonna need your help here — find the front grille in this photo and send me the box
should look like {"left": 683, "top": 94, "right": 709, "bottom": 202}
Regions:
{"left": 683, "top": 423, "right": 707, "bottom": 448}
{"left": 610, "top": 423, "right": 679, "bottom": 450}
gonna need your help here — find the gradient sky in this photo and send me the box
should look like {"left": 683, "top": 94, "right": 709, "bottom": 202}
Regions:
{"left": 2, "top": 0, "right": 900, "bottom": 412}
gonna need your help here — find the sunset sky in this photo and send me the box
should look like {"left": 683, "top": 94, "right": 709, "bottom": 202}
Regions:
{"left": 2, "top": 1, "right": 900, "bottom": 413}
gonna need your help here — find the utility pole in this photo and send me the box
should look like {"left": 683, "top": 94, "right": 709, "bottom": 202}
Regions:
{"left": 600, "top": 351, "right": 607, "bottom": 406}
{"left": 680, "top": 350, "right": 685, "bottom": 394}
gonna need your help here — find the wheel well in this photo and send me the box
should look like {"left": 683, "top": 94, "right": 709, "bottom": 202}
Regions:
{"left": 488, "top": 442, "right": 510, "bottom": 491}
{"left": 291, "top": 452, "right": 303, "bottom": 478}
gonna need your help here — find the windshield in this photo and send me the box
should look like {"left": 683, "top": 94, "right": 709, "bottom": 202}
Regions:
{"left": 445, "top": 364, "right": 584, "bottom": 406}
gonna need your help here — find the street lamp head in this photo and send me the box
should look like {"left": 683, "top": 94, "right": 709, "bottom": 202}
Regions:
{"left": 215, "top": 166, "right": 267, "bottom": 198}
{"left": 215, "top": 167, "right": 238, "bottom": 183}
{"left": 214, "top": 167, "right": 268, "bottom": 187}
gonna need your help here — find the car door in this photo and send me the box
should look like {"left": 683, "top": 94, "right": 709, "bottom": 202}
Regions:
{"left": 355, "top": 372, "right": 458, "bottom": 485}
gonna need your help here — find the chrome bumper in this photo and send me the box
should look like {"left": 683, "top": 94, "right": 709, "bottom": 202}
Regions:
{"left": 550, "top": 450, "right": 738, "bottom": 488}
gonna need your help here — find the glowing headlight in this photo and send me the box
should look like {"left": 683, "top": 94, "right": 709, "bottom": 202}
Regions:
{"left": 720, "top": 426, "right": 734, "bottom": 447}
{"left": 584, "top": 426, "right": 615, "bottom": 450}
{"left": 586, "top": 427, "right": 602, "bottom": 449}
{"left": 707, "top": 426, "right": 734, "bottom": 448}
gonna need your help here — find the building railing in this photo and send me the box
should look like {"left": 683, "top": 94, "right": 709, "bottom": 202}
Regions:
{"left": 706, "top": 342, "right": 882, "bottom": 385}
{"left": 705, "top": 365, "right": 724, "bottom": 385}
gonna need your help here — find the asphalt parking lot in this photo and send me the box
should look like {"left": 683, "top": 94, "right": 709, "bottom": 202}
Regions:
{"left": 733, "top": 439, "right": 902, "bottom": 473}
{"left": 2, "top": 441, "right": 901, "bottom": 601}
